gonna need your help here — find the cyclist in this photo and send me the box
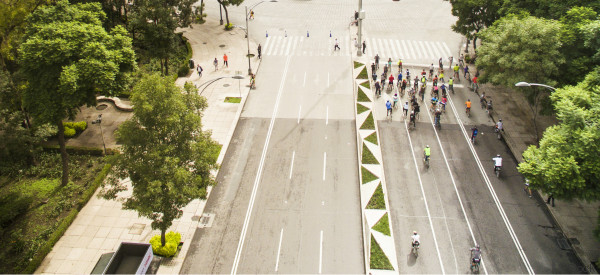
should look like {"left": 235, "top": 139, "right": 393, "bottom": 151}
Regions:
{"left": 397, "top": 72, "right": 403, "bottom": 88}
{"left": 434, "top": 108, "right": 442, "bottom": 127}
{"left": 453, "top": 64, "right": 460, "bottom": 79}
{"left": 372, "top": 71, "right": 377, "bottom": 82}
{"left": 424, "top": 145, "right": 431, "bottom": 162}
{"left": 439, "top": 71, "right": 445, "bottom": 83}
{"left": 430, "top": 96, "right": 438, "bottom": 109}
{"left": 406, "top": 69, "right": 411, "bottom": 85}
{"left": 380, "top": 73, "right": 386, "bottom": 90}
{"left": 448, "top": 77, "right": 454, "bottom": 93}
{"left": 398, "top": 59, "right": 403, "bottom": 71}
{"left": 438, "top": 57, "right": 443, "bottom": 70}
{"left": 465, "top": 99, "right": 471, "bottom": 115}
{"left": 411, "top": 231, "right": 420, "bottom": 249}
{"left": 440, "top": 83, "right": 447, "bottom": 97}
{"left": 386, "top": 100, "right": 392, "bottom": 117}
{"left": 471, "top": 245, "right": 482, "bottom": 268}
{"left": 471, "top": 75, "right": 478, "bottom": 92}
{"left": 496, "top": 119, "right": 503, "bottom": 132}
{"left": 401, "top": 79, "right": 407, "bottom": 95}
{"left": 414, "top": 103, "right": 420, "bottom": 119}
{"left": 480, "top": 92, "right": 486, "bottom": 108}
{"left": 487, "top": 99, "right": 493, "bottom": 112}
{"left": 440, "top": 96, "right": 447, "bottom": 112}
{"left": 432, "top": 85, "right": 439, "bottom": 98}
{"left": 414, "top": 76, "right": 419, "bottom": 91}
{"left": 432, "top": 75, "right": 438, "bottom": 87}
{"left": 421, "top": 69, "right": 427, "bottom": 77}
{"left": 493, "top": 154, "right": 503, "bottom": 172}
{"left": 388, "top": 74, "right": 395, "bottom": 90}
{"left": 374, "top": 81, "right": 381, "bottom": 97}
{"left": 410, "top": 111, "right": 416, "bottom": 128}
{"left": 459, "top": 54, "right": 465, "bottom": 67}
{"left": 464, "top": 65, "right": 470, "bottom": 79}
{"left": 393, "top": 93, "right": 399, "bottom": 109}
{"left": 387, "top": 58, "right": 392, "bottom": 70}
{"left": 429, "top": 63, "right": 434, "bottom": 78}
{"left": 403, "top": 101, "right": 409, "bottom": 116}
{"left": 375, "top": 54, "right": 380, "bottom": 70}
{"left": 471, "top": 126, "right": 478, "bottom": 142}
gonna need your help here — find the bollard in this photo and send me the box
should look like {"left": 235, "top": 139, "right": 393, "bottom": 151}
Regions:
{"left": 307, "top": 31, "right": 309, "bottom": 37}
{"left": 266, "top": 31, "right": 268, "bottom": 37}
{"left": 330, "top": 31, "right": 332, "bottom": 37}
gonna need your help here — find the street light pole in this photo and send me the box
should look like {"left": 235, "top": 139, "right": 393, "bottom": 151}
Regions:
{"left": 96, "top": 114, "right": 106, "bottom": 155}
{"left": 515, "top": 82, "right": 556, "bottom": 91}
{"left": 357, "top": 0, "right": 363, "bottom": 56}
{"left": 246, "top": 6, "right": 252, "bottom": 75}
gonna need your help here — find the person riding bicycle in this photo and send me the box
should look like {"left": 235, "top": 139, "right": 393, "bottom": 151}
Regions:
{"left": 440, "top": 83, "right": 447, "bottom": 96}
{"left": 430, "top": 96, "right": 438, "bottom": 109}
{"left": 471, "top": 126, "right": 478, "bottom": 142}
{"left": 487, "top": 99, "right": 493, "bottom": 112}
{"left": 448, "top": 77, "right": 454, "bottom": 93}
{"left": 388, "top": 74, "right": 395, "bottom": 88}
{"left": 470, "top": 244, "right": 482, "bottom": 266}
{"left": 493, "top": 154, "right": 503, "bottom": 172}
{"left": 410, "top": 111, "right": 416, "bottom": 127}
{"left": 386, "top": 100, "right": 392, "bottom": 117}
{"left": 465, "top": 99, "right": 471, "bottom": 114}
{"left": 375, "top": 54, "right": 380, "bottom": 70}
{"left": 434, "top": 108, "right": 442, "bottom": 127}
{"left": 398, "top": 59, "right": 403, "bottom": 71}
{"left": 387, "top": 58, "right": 392, "bottom": 70}
{"left": 496, "top": 119, "right": 504, "bottom": 132}
{"left": 393, "top": 93, "right": 399, "bottom": 108}
{"left": 401, "top": 79, "right": 407, "bottom": 94}
{"left": 424, "top": 145, "right": 431, "bottom": 161}
{"left": 440, "top": 96, "right": 447, "bottom": 111}
{"left": 374, "top": 81, "right": 381, "bottom": 97}
{"left": 411, "top": 231, "right": 420, "bottom": 248}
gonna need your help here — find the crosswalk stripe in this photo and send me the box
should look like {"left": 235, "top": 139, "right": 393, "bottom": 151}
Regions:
{"left": 441, "top": 41, "right": 452, "bottom": 59}
{"left": 389, "top": 39, "right": 398, "bottom": 61}
{"left": 291, "top": 36, "right": 299, "bottom": 56}
{"left": 402, "top": 40, "right": 411, "bottom": 59}
{"left": 265, "top": 36, "right": 276, "bottom": 55}
{"left": 425, "top": 41, "right": 435, "bottom": 60}
{"left": 263, "top": 36, "right": 271, "bottom": 54}
{"left": 430, "top": 41, "right": 442, "bottom": 60}
{"left": 367, "top": 38, "right": 374, "bottom": 58}
{"left": 415, "top": 41, "right": 424, "bottom": 59}
{"left": 394, "top": 40, "right": 403, "bottom": 59}
{"left": 284, "top": 36, "right": 293, "bottom": 56}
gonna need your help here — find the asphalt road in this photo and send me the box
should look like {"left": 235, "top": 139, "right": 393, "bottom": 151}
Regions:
{"left": 377, "top": 76, "right": 581, "bottom": 273}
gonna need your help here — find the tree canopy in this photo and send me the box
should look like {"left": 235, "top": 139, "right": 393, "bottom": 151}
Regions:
{"left": 476, "top": 15, "right": 563, "bottom": 87}
{"left": 19, "top": 0, "right": 136, "bottom": 185}
{"left": 500, "top": 0, "right": 600, "bottom": 20}
{"left": 518, "top": 69, "right": 600, "bottom": 202}
{"left": 557, "top": 7, "right": 598, "bottom": 86}
{"left": 101, "top": 74, "right": 220, "bottom": 246}
{"left": 450, "top": 0, "right": 502, "bottom": 50}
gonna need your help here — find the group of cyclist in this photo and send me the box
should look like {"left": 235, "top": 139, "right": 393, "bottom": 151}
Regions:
{"left": 411, "top": 231, "right": 482, "bottom": 270}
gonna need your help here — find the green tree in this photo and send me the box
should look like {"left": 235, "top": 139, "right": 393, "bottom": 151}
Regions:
{"left": 500, "top": 0, "right": 600, "bottom": 20}
{"left": 19, "top": 0, "right": 136, "bottom": 186}
{"left": 449, "top": 0, "right": 502, "bottom": 52}
{"left": 477, "top": 15, "right": 563, "bottom": 142}
{"left": 582, "top": 19, "right": 600, "bottom": 63}
{"left": 101, "top": 74, "right": 220, "bottom": 246}
{"left": 129, "top": 0, "right": 195, "bottom": 75}
{"left": 216, "top": 0, "right": 244, "bottom": 28}
{"left": 557, "top": 7, "right": 598, "bottom": 86}
{"left": 518, "top": 69, "right": 600, "bottom": 220}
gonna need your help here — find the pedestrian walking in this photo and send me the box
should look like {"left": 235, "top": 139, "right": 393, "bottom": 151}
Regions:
{"left": 524, "top": 179, "right": 532, "bottom": 198}
{"left": 375, "top": 81, "right": 381, "bottom": 97}
{"left": 362, "top": 40, "right": 366, "bottom": 54}
{"left": 223, "top": 54, "right": 228, "bottom": 68}
{"left": 196, "top": 64, "right": 203, "bottom": 77}
{"left": 213, "top": 58, "right": 218, "bottom": 71}
{"left": 547, "top": 194, "right": 555, "bottom": 207}
{"left": 334, "top": 38, "right": 340, "bottom": 51}
{"left": 258, "top": 44, "right": 262, "bottom": 59}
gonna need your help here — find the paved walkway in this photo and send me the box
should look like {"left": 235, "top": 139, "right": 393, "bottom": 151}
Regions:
{"left": 35, "top": 16, "right": 258, "bottom": 274}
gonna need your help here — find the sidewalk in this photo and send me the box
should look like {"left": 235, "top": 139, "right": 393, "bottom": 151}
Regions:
{"left": 35, "top": 17, "right": 258, "bottom": 274}
{"left": 474, "top": 67, "right": 600, "bottom": 273}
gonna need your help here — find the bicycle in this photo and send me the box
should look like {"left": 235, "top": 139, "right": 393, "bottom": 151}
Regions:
{"left": 424, "top": 155, "right": 430, "bottom": 169}
{"left": 466, "top": 107, "right": 471, "bottom": 117}
{"left": 412, "top": 241, "right": 420, "bottom": 257}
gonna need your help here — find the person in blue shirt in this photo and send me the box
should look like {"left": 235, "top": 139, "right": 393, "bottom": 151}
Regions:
{"left": 471, "top": 126, "right": 478, "bottom": 142}
{"left": 386, "top": 100, "right": 392, "bottom": 117}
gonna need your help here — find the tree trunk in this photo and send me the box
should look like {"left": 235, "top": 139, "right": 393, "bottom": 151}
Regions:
{"left": 472, "top": 36, "right": 478, "bottom": 51}
{"left": 164, "top": 56, "right": 169, "bottom": 75}
{"left": 57, "top": 120, "right": 69, "bottom": 186}
{"left": 161, "top": 229, "right": 166, "bottom": 246}
{"left": 465, "top": 39, "right": 470, "bottom": 53}
{"left": 222, "top": 4, "right": 230, "bottom": 25}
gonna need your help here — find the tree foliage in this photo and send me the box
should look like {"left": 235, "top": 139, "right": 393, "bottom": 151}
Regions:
{"left": 450, "top": 0, "right": 502, "bottom": 51}
{"left": 101, "top": 74, "right": 220, "bottom": 246}
{"left": 476, "top": 15, "right": 563, "bottom": 87}
{"left": 557, "top": 7, "right": 598, "bottom": 86}
{"left": 129, "top": 0, "right": 195, "bottom": 75}
{"left": 500, "top": 0, "right": 600, "bottom": 20}
{"left": 216, "top": 0, "right": 244, "bottom": 27}
{"left": 518, "top": 69, "right": 600, "bottom": 202}
{"left": 582, "top": 19, "right": 600, "bottom": 64}
{"left": 19, "top": 0, "right": 136, "bottom": 185}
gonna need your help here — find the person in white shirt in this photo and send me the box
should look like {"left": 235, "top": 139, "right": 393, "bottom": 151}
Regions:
{"left": 411, "top": 231, "right": 420, "bottom": 247}
{"left": 493, "top": 154, "right": 503, "bottom": 171}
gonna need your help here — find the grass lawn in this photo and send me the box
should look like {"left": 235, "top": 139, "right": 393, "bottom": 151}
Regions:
{"left": 361, "top": 166, "right": 378, "bottom": 184}
{"left": 357, "top": 67, "right": 368, "bottom": 79}
{"left": 372, "top": 213, "right": 390, "bottom": 236}
{"left": 362, "top": 143, "right": 379, "bottom": 164}
{"left": 359, "top": 81, "right": 371, "bottom": 89}
{"left": 357, "top": 103, "right": 369, "bottom": 115}
{"left": 370, "top": 235, "right": 394, "bottom": 270}
{"left": 0, "top": 153, "right": 107, "bottom": 273}
{"left": 224, "top": 97, "right": 241, "bottom": 103}
{"left": 354, "top": 61, "right": 364, "bottom": 68}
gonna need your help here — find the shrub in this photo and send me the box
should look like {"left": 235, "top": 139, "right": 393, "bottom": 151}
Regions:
{"left": 177, "top": 65, "right": 190, "bottom": 77}
{"left": 63, "top": 127, "right": 76, "bottom": 138}
{"left": 224, "top": 23, "right": 233, "bottom": 30}
{"left": 0, "top": 192, "right": 32, "bottom": 229}
{"left": 72, "top": 121, "right": 87, "bottom": 132}
{"left": 150, "top": 231, "right": 181, "bottom": 257}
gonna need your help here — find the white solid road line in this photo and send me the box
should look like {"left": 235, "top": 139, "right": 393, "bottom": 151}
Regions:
{"left": 424, "top": 102, "right": 483, "bottom": 274}
{"left": 402, "top": 120, "right": 446, "bottom": 274}
{"left": 231, "top": 55, "right": 292, "bottom": 275}
{"left": 319, "top": 230, "right": 323, "bottom": 274}
{"left": 298, "top": 105, "right": 301, "bottom": 124}
{"left": 275, "top": 228, "right": 284, "bottom": 272}
{"left": 289, "top": 151, "right": 295, "bottom": 179}
{"left": 322, "top": 152, "right": 326, "bottom": 181}
{"left": 446, "top": 94, "right": 535, "bottom": 274}
{"left": 326, "top": 106, "right": 329, "bottom": 125}
{"left": 303, "top": 72, "right": 306, "bottom": 87}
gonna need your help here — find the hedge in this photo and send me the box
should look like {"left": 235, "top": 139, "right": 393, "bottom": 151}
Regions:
{"left": 43, "top": 145, "right": 106, "bottom": 156}
{"left": 23, "top": 162, "right": 112, "bottom": 273}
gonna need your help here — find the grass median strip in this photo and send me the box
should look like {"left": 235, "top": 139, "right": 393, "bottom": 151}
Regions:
{"left": 357, "top": 67, "right": 368, "bottom": 79}
{"left": 357, "top": 87, "right": 371, "bottom": 102}
{"left": 367, "top": 183, "right": 386, "bottom": 209}
{"left": 359, "top": 81, "right": 370, "bottom": 89}
{"left": 362, "top": 143, "right": 379, "bottom": 164}
{"left": 357, "top": 103, "right": 369, "bottom": 114}
{"left": 372, "top": 213, "right": 390, "bottom": 236}
{"left": 354, "top": 61, "right": 364, "bottom": 68}
{"left": 360, "top": 112, "right": 374, "bottom": 129}
{"left": 224, "top": 97, "right": 241, "bottom": 103}
{"left": 365, "top": 132, "right": 378, "bottom": 145}
{"left": 361, "top": 166, "right": 377, "bottom": 184}
{"left": 370, "top": 235, "right": 394, "bottom": 270}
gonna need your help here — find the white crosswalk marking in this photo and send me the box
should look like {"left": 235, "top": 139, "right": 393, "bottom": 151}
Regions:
{"left": 284, "top": 36, "right": 293, "bottom": 56}
{"left": 394, "top": 40, "right": 403, "bottom": 60}
{"left": 414, "top": 41, "right": 423, "bottom": 59}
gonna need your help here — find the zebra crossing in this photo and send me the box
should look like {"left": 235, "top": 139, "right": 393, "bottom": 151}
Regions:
{"left": 261, "top": 35, "right": 454, "bottom": 62}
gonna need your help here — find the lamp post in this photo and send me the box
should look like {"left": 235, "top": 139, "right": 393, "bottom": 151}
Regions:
{"left": 356, "top": 0, "right": 364, "bottom": 56}
{"left": 244, "top": 0, "right": 277, "bottom": 75}
{"left": 515, "top": 82, "right": 556, "bottom": 91}
{"left": 96, "top": 114, "right": 107, "bottom": 155}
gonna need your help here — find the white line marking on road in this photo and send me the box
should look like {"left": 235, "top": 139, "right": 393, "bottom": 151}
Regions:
{"left": 275, "top": 228, "right": 284, "bottom": 272}
{"left": 322, "top": 152, "right": 326, "bottom": 181}
{"left": 446, "top": 93, "right": 534, "bottom": 274}
{"left": 231, "top": 55, "right": 292, "bottom": 275}
{"left": 303, "top": 72, "right": 306, "bottom": 87}
{"left": 402, "top": 120, "right": 446, "bottom": 274}
{"left": 326, "top": 106, "right": 329, "bottom": 125}
{"left": 422, "top": 105, "right": 467, "bottom": 273}
{"left": 289, "top": 151, "right": 295, "bottom": 179}
{"left": 319, "top": 230, "right": 323, "bottom": 274}
{"left": 298, "top": 105, "right": 301, "bottom": 124}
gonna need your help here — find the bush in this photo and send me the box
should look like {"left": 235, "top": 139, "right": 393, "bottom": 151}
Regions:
{"left": 72, "top": 121, "right": 87, "bottom": 132}
{"left": 43, "top": 145, "right": 105, "bottom": 156}
{"left": 0, "top": 192, "right": 32, "bottom": 229}
{"left": 63, "top": 127, "right": 76, "bottom": 138}
{"left": 224, "top": 23, "right": 233, "bottom": 30}
{"left": 177, "top": 65, "right": 190, "bottom": 77}
{"left": 150, "top": 231, "right": 181, "bottom": 257}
